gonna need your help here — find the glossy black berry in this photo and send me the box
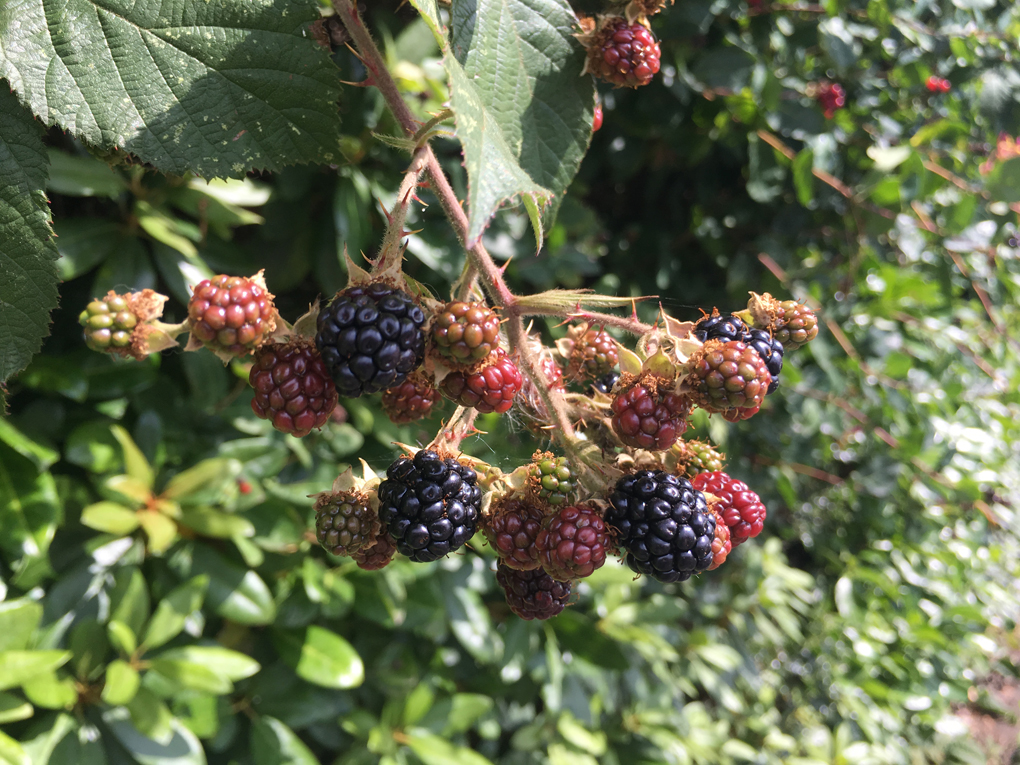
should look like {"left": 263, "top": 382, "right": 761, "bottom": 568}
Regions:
{"left": 606, "top": 470, "right": 716, "bottom": 583}
{"left": 377, "top": 449, "right": 482, "bottom": 563}
{"left": 592, "top": 370, "right": 621, "bottom": 395}
{"left": 746, "top": 328, "right": 784, "bottom": 394}
{"left": 315, "top": 283, "right": 427, "bottom": 397}
{"left": 693, "top": 314, "right": 749, "bottom": 344}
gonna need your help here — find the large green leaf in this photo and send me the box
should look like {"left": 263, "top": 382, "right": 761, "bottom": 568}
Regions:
{"left": 0, "top": 599, "right": 43, "bottom": 653}
{"left": 0, "top": 88, "right": 59, "bottom": 386}
{"left": 0, "top": 650, "right": 71, "bottom": 691}
{"left": 250, "top": 716, "right": 318, "bottom": 765}
{"left": 446, "top": 0, "right": 594, "bottom": 246}
{"left": 0, "top": 0, "right": 342, "bottom": 178}
{"left": 0, "top": 443, "right": 59, "bottom": 587}
{"left": 272, "top": 626, "right": 364, "bottom": 689}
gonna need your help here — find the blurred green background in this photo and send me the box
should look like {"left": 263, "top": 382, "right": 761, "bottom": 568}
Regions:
{"left": 2, "top": 0, "right": 1019, "bottom": 763}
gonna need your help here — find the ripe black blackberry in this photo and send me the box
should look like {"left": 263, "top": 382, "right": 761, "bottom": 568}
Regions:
{"left": 607, "top": 470, "right": 716, "bottom": 583}
{"left": 496, "top": 561, "right": 572, "bottom": 620}
{"left": 315, "top": 283, "right": 427, "bottom": 398}
{"left": 745, "top": 328, "right": 784, "bottom": 394}
{"left": 592, "top": 370, "right": 621, "bottom": 395}
{"left": 693, "top": 313, "right": 749, "bottom": 344}
{"left": 377, "top": 449, "right": 482, "bottom": 562}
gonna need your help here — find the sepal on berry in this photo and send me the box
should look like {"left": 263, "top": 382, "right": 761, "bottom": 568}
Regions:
{"left": 80, "top": 289, "right": 182, "bottom": 360}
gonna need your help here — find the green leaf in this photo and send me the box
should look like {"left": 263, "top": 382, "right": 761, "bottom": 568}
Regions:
{"left": 0, "top": 599, "right": 43, "bottom": 652}
{"left": 409, "top": 0, "right": 445, "bottom": 47}
{"left": 101, "top": 660, "right": 140, "bottom": 706}
{"left": 0, "top": 419, "right": 58, "bottom": 471}
{"left": 103, "top": 708, "right": 205, "bottom": 765}
{"left": 792, "top": 149, "right": 814, "bottom": 207}
{"left": 125, "top": 688, "right": 174, "bottom": 744}
{"left": 45, "top": 149, "right": 127, "bottom": 198}
{"left": 153, "top": 646, "right": 259, "bottom": 681}
{"left": 141, "top": 575, "right": 209, "bottom": 650}
{"left": 110, "top": 426, "right": 154, "bottom": 490}
{"left": 0, "top": 445, "right": 59, "bottom": 587}
{"left": 110, "top": 566, "right": 152, "bottom": 640}
{"left": 21, "top": 671, "right": 77, "bottom": 710}
{"left": 272, "top": 626, "right": 364, "bottom": 689}
{"left": 53, "top": 218, "right": 128, "bottom": 281}
{"left": 0, "top": 651, "right": 71, "bottom": 691}
{"left": 184, "top": 544, "right": 276, "bottom": 625}
{"left": 0, "top": 88, "right": 59, "bottom": 385}
{"left": 80, "top": 502, "right": 140, "bottom": 535}
{"left": 138, "top": 511, "right": 178, "bottom": 554}
{"left": 147, "top": 658, "right": 233, "bottom": 694}
{"left": 0, "top": 0, "right": 342, "bottom": 178}
{"left": 0, "top": 692, "right": 33, "bottom": 724}
{"left": 986, "top": 157, "right": 1020, "bottom": 204}
{"left": 69, "top": 619, "right": 109, "bottom": 680}
{"left": 108, "top": 620, "right": 138, "bottom": 657}
{"left": 405, "top": 729, "right": 494, "bottom": 765}
{"left": 178, "top": 506, "right": 254, "bottom": 539}
{"left": 251, "top": 716, "right": 318, "bottom": 765}
{"left": 0, "top": 729, "right": 29, "bottom": 765}
{"left": 446, "top": 0, "right": 594, "bottom": 245}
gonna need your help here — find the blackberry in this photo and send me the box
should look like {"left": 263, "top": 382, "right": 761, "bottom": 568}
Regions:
{"left": 484, "top": 495, "right": 545, "bottom": 571}
{"left": 528, "top": 455, "right": 578, "bottom": 507}
{"left": 440, "top": 349, "right": 523, "bottom": 414}
{"left": 693, "top": 313, "right": 749, "bottom": 345}
{"left": 773, "top": 300, "right": 819, "bottom": 350}
{"left": 377, "top": 449, "right": 482, "bottom": 562}
{"left": 584, "top": 17, "right": 661, "bottom": 88}
{"left": 745, "top": 328, "right": 784, "bottom": 394}
{"left": 496, "top": 561, "right": 571, "bottom": 620}
{"left": 688, "top": 340, "right": 770, "bottom": 414}
{"left": 707, "top": 508, "right": 731, "bottom": 571}
{"left": 692, "top": 471, "right": 766, "bottom": 546}
{"left": 381, "top": 373, "right": 440, "bottom": 424}
{"left": 314, "top": 490, "right": 378, "bottom": 556}
{"left": 817, "top": 82, "right": 845, "bottom": 118}
{"left": 250, "top": 340, "right": 338, "bottom": 437}
{"left": 315, "top": 282, "right": 427, "bottom": 398}
{"left": 611, "top": 376, "right": 690, "bottom": 451}
{"left": 676, "top": 439, "right": 726, "bottom": 477}
{"left": 188, "top": 274, "right": 275, "bottom": 356}
{"left": 431, "top": 301, "right": 501, "bottom": 369}
{"left": 80, "top": 294, "right": 137, "bottom": 354}
{"left": 540, "top": 354, "right": 566, "bottom": 391}
{"left": 592, "top": 370, "right": 621, "bottom": 396}
{"left": 567, "top": 326, "right": 618, "bottom": 380}
{"left": 351, "top": 530, "right": 398, "bottom": 570}
{"left": 607, "top": 470, "right": 716, "bottom": 583}
{"left": 536, "top": 505, "right": 608, "bottom": 581}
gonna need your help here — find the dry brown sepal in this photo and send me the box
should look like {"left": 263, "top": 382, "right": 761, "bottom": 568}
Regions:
{"left": 624, "top": 0, "right": 672, "bottom": 23}
{"left": 103, "top": 289, "right": 186, "bottom": 361}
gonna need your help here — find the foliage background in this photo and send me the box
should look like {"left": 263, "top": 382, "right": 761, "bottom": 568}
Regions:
{"left": 2, "top": 0, "right": 1020, "bottom": 764}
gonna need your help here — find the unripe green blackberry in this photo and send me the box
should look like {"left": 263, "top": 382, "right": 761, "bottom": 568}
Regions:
{"left": 676, "top": 439, "right": 726, "bottom": 477}
{"left": 527, "top": 455, "right": 578, "bottom": 507}
{"left": 314, "top": 490, "right": 379, "bottom": 557}
{"left": 80, "top": 295, "right": 138, "bottom": 353}
{"left": 567, "top": 325, "right": 618, "bottom": 380}
{"left": 431, "top": 301, "right": 501, "bottom": 369}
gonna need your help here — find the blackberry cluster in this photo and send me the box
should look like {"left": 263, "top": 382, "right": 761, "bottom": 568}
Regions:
{"left": 377, "top": 449, "right": 482, "bottom": 562}
{"left": 188, "top": 275, "right": 274, "bottom": 356}
{"left": 693, "top": 313, "right": 749, "bottom": 344}
{"left": 696, "top": 315, "right": 784, "bottom": 395}
{"left": 528, "top": 456, "right": 578, "bottom": 507}
{"left": 585, "top": 17, "right": 661, "bottom": 88}
{"left": 536, "top": 504, "right": 608, "bottom": 581}
{"left": 692, "top": 471, "right": 766, "bottom": 545}
{"left": 315, "top": 491, "right": 378, "bottom": 556}
{"left": 592, "top": 370, "right": 621, "bottom": 395}
{"left": 496, "top": 562, "right": 572, "bottom": 620}
{"left": 611, "top": 376, "right": 690, "bottom": 451}
{"left": 485, "top": 495, "right": 545, "bottom": 571}
{"left": 431, "top": 301, "right": 501, "bottom": 368}
{"left": 250, "top": 341, "right": 338, "bottom": 436}
{"left": 607, "top": 471, "right": 716, "bottom": 583}
{"left": 315, "top": 283, "right": 427, "bottom": 397}
{"left": 745, "top": 328, "right": 784, "bottom": 394}
{"left": 440, "top": 349, "right": 523, "bottom": 414}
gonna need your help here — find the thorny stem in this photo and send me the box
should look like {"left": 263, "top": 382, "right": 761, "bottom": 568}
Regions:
{"left": 429, "top": 406, "right": 480, "bottom": 452}
{"left": 333, "top": 0, "right": 633, "bottom": 473}
{"left": 376, "top": 145, "right": 428, "bottom": 274}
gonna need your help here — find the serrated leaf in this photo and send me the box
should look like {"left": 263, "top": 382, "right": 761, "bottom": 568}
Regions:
{"left": 446, "top": 0, "right": 594, "bottom": 245}
{"left": 0, "top": 0, "right": 343, "bottom": 178}
{"left": 409, "top": 0, "right": 446, "bottom": 48}
{"left": 0, "top": 88, "right": 59, "bottom": 386}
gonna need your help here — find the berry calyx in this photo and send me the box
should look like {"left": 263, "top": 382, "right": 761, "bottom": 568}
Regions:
{"left": 381, "top": 373, "right": 440, "bottom": 424}
{"left": 773, "top": 300, "right": 819, "bottom": 350}
{"left": 611, "top": 374, "right": 690, "bottom": 451}
{"left": 691, "top": 471, "right": 767, "bottom": 546}
{"left": 377, "top": 449, "right": 482, "bottom": 562}
{"left": 315, "top": 282, "right": 427, "bottom": 398}
{"left": 249, "top": 340, "right": 338, "bottom": 437}
{"left": 583, "top": 17, "right": 661, "bottom": 89}
{"left": 440, "top": 349, "right": 523, "bottom": 414}
{"left": 607, "top": 470, "right": 716, "bottom": 583}
{"left": 816, "top": 82, "right": 846, "bottom": 118}
{"left": 484, "top": 494, "right": 546, "bottom": 571}
{"left": 536, "top": 504, "right": 608, "bottom": 581}
{"left": 688, "top": 340, "right": 770, "bottom": 414}
{"left": 527, "top": 454, "right": 578, "bottom": 507}
{"left": 314, "top": 490, "right": 379, "bottom": 556}
{"left": 496, "top": 561, "right": 572, "bottom": 620}
{"left": 431, "top": 301, "right": 501, "bottom": 369}
{"left": 567, "top": 325, "right": 619, "bottom": 380}
{"left": 351, "top": 530, "right": 398, "bottom": 570}
{"left": 188, "top": 274, "right": 275, "bottom": 357}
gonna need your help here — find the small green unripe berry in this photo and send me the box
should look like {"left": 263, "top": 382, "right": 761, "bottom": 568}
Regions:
{"left": 528, "top": 455, "right": 578, "bottom": 507}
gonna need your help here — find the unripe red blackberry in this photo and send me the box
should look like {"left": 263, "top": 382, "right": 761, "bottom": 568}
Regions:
{"left": 314, "top": 490, "right": 379, "bottom": 557}
{"left": 567, "top": 326, "right": 618, "bottom": 380}
{"left": 381, "top": 373, "right": 440, "bottom": 424}
{"left": 773, "top": 300, "right": 819, "bottom": 350}
{"left": 440, "top": 349, "right": 523, "bottom": 414}
{"left": 188, "top": 274, "right": 275, "bottom": 356}
{"left": 351, "top": 530, "right": 398, "bottom": 570}
{"left": 315, "top": 282, "right": 427, "bottom": 397}
{"left": 707, "top": 508, "right": 731, "bottom": 571}
{"left": 611, "top": 375, "right": 690, "bottom": 451}
{"left": 484, "top": 495, "right": 545, "bottom": 571}
{"left": 536, "top": 504, "right": 608, "bottom": 581}
{"left": 540, "top": 354, "right": 566, "bottom": 391}
{"left": 80, "top": 295, "right": 138, "bottom": 353}
{"left": 431, "top": 301, "right": 501, "bottom": 369}
{"left": 688, "top": 340, "right": 770, "bottom": 414}
{"left": 527, "top": 455, "right": 578, "bottom": 507}
{"left": 816, "top": 82, "right": 845, "bottom": 118}
{"left": 249, "top": 340, "right": 338, "bottom": 437}
{"left": 495, "top": 561, "right": 572, "bottom": 620}
{"left": 722, "top": 403, "right": 760, "bottom": 423}
{"left": 691, "top": 471, "right": 766, "bottom": 546}
{"left": 592, "top": 102, "right": 604, "bottom": 132}
{"left": 584, "top": 17, "right": 661, "bottom": 88}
